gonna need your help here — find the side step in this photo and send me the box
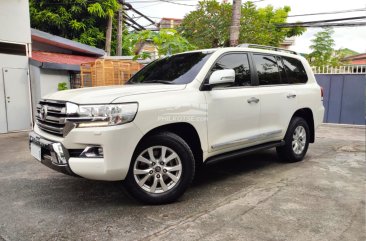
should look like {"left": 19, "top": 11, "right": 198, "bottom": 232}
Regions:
{"left": 204, "top": 140, "right": 285, "bottom": 165}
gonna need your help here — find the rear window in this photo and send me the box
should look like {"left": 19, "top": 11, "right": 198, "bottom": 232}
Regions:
{"left": 253, "top": 54, "right": 281, "bottom": 85}
{"left": 282, "top": 57, "right": 308, "bottom": 84}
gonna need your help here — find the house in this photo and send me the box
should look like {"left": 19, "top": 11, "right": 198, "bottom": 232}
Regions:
{"left": 0, "top": 0, "right": 32, "bottom": 134}
{"left": 343, "top": 53, "right": 366, "bottom": 65}
{"left": 0, "top": 0, "right": 105, "bottom": 134}
{"left": 158, "top": 18, "right": 183, "bottom": 29}
{"left": 29, "top": 29, "right": 105, "bottom": 117}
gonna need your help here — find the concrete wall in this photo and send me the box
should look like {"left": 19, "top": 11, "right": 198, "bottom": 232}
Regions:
{"left": 29, "top": 67, "right": 70, "bottom": 118}
{"left": 40, "top": 69, "right": 70, "bottom": 97}
{"left": 0, "top": 54, "right": 29, "bottom": 133}
{"left": 0, "top": 0, "right": 31, "bottom": 44}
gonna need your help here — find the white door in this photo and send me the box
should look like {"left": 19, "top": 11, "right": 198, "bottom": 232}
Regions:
{"left": 252, "top": 54, "right": 298, "bottom": 143}
{"left": 3, "top": 68, "right": 32, "bottom": 132}
{"left": 205, "top": 53, "right": 261, "bottom": 153}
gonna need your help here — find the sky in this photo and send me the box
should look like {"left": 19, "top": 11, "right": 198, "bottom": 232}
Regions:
{"left": 126, "top": 0, "right": 366, "bottom": 54}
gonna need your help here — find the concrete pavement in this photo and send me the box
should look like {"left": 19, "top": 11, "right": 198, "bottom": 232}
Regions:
{"left": 0, "top": 124, "right": 365, "bottom": 241}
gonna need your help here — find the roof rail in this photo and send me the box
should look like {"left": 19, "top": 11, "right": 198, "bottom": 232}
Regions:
{"left": 237, "top": 43, "right": 298, "bottom": 55}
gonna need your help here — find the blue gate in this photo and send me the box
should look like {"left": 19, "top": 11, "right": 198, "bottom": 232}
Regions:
{"left": 315, "top": 74, "right": 366, "bottom": 125}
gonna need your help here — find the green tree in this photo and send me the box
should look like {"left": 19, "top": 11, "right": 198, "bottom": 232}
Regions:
{"left": 124, "top": 29, "right": 196, "bottom": 60}
{"left": 30, "top": 0, "right": 126, "bottom": 55}
{"left": 307, "top": 28, "right": 335, "bottom": 67}
{"left": 178, "top": 0, "right": 305, "bottom": 48}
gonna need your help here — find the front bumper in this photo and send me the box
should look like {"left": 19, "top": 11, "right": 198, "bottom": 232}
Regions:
{"left": 29, "top": 132, "right": 77, "bottom": 176}
{"left": 30, "top": 122, "right": 144, "bottom": 181}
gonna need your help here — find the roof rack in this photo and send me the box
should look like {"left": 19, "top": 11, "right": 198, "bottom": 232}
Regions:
{"left": 237, "top": 43, "right": 298, "bottom": 55}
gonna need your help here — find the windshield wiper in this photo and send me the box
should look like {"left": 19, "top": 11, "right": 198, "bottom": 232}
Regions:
{"left": 142, "top": 80, "right": 174, "bottom": 84}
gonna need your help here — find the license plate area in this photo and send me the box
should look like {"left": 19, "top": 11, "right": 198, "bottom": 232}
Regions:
{"left": 30, "top": 143, "right": 41, "bottom": 162}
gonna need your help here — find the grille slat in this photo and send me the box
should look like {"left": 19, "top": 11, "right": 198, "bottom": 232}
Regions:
{"left": 36, "top": 100, "right": 67, "bottom": 136}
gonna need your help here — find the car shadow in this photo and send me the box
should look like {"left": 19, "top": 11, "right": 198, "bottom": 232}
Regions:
{"left": 24, "top": 149, "right": 281, "bottom": 209}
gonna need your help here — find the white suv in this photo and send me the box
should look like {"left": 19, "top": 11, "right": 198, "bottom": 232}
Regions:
{"left": 29, "top": 45, "right": 324, "bottom": 204}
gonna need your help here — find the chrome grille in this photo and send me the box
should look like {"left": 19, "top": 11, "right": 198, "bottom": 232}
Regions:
{"left": 36, "top": 100, "right": 67, "bottom": 136}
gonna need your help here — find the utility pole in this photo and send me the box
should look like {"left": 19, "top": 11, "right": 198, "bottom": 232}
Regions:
{"left": 117, "top": 4, "right": 123, "bottom": 56}
{"left": 229, "top": 0, "right": 241, "bottom": 47}
{"left": 105, "top": 15, "right": 113, "bottom": 56}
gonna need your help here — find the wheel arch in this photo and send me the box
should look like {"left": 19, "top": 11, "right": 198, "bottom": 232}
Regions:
{"left": 135, "top": 122, "right": 204, "bottom": 166}
{"left": 291, "top": 108, "right": 315, "bottom": 143}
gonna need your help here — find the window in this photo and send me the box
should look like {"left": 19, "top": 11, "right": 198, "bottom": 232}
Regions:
{"left": 128, "top": 52, "right": 212, "bottom": 85}
{"left": 0, "top": 42, "right": 26, "bottom": 56}
{"left": 209, "top": 53, "right": 251, "bottom": 86}
{"left": 276, "top": 56, "right": 289, "bottom": 84}
{"left": 282, "top": 57, "right": 308, "bottom": 84}
{"left": 253, "top": 54, "right": 281, "bottom": 85}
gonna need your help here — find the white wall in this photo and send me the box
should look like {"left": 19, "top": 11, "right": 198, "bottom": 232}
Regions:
{"left": 40, "top": 69, "right": 70, "bottom": 98}
{"left": 0, "top": 54, "right": 29, "bottom": 133}
{"left": 0, "top": 0, "right": 31, "bottom": 44}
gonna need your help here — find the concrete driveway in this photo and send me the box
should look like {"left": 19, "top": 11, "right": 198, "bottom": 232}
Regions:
{"left": 0, "top": 125, "right": 365, "bottom": 241}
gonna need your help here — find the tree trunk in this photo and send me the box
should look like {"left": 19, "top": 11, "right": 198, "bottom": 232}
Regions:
{"left": 105, "top": 15, "right": 113, "bottom": 56}
{"left": 117, "top": 5, "right": 123, "bottom": 56}
{"left": 229, "top": 0, "right": 241, "bottom": 47}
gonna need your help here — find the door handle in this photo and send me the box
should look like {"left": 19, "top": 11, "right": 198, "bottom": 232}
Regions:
{"left": 287, "top": 94, "right": 296, "bottom": 99}
{"left": 247, "top": 97, "right": 260, "bottom": 104}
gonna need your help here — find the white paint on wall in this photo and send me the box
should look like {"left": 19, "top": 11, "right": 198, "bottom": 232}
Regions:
{"left": 0, "top": 0, "right": 31, "bottom": 44}
{"left": 0, "top": 54, "right": 29, "bottom": 133}
{"left": 39, "top": 69, "right": 70, "bottom": 98}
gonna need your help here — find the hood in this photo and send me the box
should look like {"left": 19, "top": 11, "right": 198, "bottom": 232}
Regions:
{"left": 44, "top": 84, "right": 186, "bottom": 104}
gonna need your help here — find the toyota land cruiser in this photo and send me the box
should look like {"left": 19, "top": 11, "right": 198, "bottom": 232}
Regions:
{"left": 29, "top": 44, "right": 324, "bottom": 204}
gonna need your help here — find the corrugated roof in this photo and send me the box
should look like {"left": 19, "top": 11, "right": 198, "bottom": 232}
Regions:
{"left": 31, "top": 51, "right": 98, "bottom": 65}
{"left": 31, "top": 28, "right": 105, "bottom": 56}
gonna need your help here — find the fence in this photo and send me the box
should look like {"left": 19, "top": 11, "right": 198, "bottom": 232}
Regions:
{"left": 312, "top": 65, "right": 366, "bottom": 74}
{"left": 79, "top": 59, "right": 143, "bottom": 88}
{"left": 315, "top": 73, "right": 365, "bottom": 125}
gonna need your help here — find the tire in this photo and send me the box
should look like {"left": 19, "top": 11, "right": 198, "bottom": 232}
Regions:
{"left": 124, "top": 132, "right": 195, "bottom": 204}
{"left": 276, "top": 117, "right": 310, "bottom": 163}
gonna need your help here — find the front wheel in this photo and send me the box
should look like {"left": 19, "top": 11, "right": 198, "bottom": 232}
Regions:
{"left": 124, "top": 132, "right": 195, "bottom": 204}
{"left": 276, "top": 117, "right": 310, "bottom": 163}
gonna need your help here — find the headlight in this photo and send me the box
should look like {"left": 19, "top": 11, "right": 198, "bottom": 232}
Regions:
{"left": 65, "top": 102, "right": 138, "bottom": 127}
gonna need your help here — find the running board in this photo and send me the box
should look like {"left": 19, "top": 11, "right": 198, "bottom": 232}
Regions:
{"left": 204, "top": 140, "right": 285, "bottom": 165}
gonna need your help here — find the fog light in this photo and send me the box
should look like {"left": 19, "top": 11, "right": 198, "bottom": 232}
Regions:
{"left": 80, "top": 146, "right": 104, "bottom": 158}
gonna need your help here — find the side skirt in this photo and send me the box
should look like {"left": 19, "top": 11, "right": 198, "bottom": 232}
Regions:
{"left": 204, "top": 140, "right": 285, "bottom": 165}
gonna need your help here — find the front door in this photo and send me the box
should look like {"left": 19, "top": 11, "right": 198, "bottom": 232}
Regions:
{"left": 205, "top": 52, "right": 261, "bottom": 153}
{"left": 3, "top": 68, "right": 32, "bottom": 132}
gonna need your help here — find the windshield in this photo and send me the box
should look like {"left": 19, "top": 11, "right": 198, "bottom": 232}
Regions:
{"left": 128, "top": 52, "right": 212, "bottom": 85}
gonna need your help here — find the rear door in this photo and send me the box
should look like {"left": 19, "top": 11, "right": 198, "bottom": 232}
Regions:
{"left": 252, "top": 54, "right": 298, "bottom": 143}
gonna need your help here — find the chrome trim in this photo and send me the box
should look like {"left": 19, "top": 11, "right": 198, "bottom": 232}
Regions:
{"left": 211, "top": 130, "right": 282, "bottom": 150}
{"left": 29, "top": 132, "right": 70, "bottom": 166}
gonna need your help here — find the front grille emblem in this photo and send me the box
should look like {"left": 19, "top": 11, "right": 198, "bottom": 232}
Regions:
{"left": 40, "top": 105, "right": 48, "bottom": 121}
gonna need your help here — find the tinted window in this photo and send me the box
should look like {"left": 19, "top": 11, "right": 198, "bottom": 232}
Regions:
{"left": 128, "top": 52, "right": 211, "bottom": 85}
{"left": 276, "top": 56, "right": 288, "bottom": 84}
{"left": 210, "top": 53, "right": 251, "bottom": 86}
{"left": 253, "top": 54, "right": 281, "bottom": 85}
{"left": 282, "top": 57, "right": 308, "bottom": 84}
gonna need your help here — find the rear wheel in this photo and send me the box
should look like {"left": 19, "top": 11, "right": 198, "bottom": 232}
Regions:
{"left": 277, "top": 117, "right": 310, "bottom": 163}
{"left": 124, "top": 132, "right": 195, "bottom": 204}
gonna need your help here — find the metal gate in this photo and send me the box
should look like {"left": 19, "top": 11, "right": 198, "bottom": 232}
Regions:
{"left": 315, "top": 74, "right": 366, "bottom": 125}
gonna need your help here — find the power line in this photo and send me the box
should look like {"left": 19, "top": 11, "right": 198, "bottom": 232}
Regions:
{"left": 278, "top": 16, "right": 366, "bottom": 27}
{"left": 288, "top": 8, "right": 366, "bottom": 18}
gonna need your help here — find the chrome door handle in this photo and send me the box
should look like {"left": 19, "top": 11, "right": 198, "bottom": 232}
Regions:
{"left": 287, "top": 94, "right": 296, "bottom": 99}
{"left": 247, "top": 97, "right": 260, "bottom": 104}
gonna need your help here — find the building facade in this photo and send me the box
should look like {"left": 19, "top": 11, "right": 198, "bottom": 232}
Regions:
{"left": 0, "top": 0, "right": 32, "bottom": 133}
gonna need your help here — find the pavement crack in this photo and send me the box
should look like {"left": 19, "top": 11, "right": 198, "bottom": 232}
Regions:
{"left": 138, "top": 179, "right": 291, "bottom": 241}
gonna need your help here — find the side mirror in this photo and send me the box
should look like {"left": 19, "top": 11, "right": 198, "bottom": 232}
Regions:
{"left": 209, "top": 69, "right": 235, "bottom": 85}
